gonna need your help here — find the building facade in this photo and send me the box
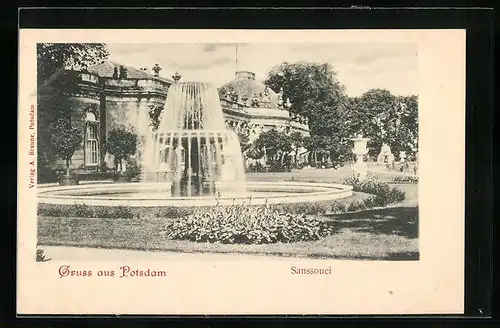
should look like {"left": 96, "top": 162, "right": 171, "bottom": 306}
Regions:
{"left": 49, "top": 62, "right": 309, "bottom": 173}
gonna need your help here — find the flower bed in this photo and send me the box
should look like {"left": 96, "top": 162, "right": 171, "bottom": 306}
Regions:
{"left": 162, "top": 175, "right": 407, "bottom": 245}
{"left": 163, "top": 205, "right": 336, "bottom": 244}
{"left": 341, "top": 173, "right": 406, "bottom": 205}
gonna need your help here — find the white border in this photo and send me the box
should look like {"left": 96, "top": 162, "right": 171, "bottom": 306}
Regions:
{"left": 18, "top": 29, "right": 465, "bottom": 315}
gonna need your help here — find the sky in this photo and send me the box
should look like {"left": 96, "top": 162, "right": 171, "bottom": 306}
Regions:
{"left": 107, "top": 42, "right": 418, "bottom": 97}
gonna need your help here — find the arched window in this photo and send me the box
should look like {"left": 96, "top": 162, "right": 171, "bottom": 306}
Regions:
{"left": 85, "top": 112, "right": 99, "bottom": 166}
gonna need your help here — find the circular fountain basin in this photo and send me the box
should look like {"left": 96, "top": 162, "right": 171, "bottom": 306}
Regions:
{"left": 37, "top": 181, "right": 353, "bottom": 207}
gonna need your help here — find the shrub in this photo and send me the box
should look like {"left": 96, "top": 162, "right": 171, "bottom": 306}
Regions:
{"left": 393, "top": 175, "right": 419, "bottom": 183}
{"left": 125, "top": 157, "right": 142, "bottom": 181}
{"left": 38, "top": 203, "right": 200, "bottom": 219}
{"left": 292, "top": 161, "right": 308, "bottom": 170}
{"left": 107, "top": 128, "right": 137, "bottom": 172}
{"left": 163, "top": 205, "right": 336, "bottom": 244}
{"left": 267, "top": 161, "right": 292, "bottom": 172}
{"left": 73, "top": 203, "right": 93, "bottom": 217}
{"left": 36, "top": 247, "right": 51, "bottom": 262}
{"left": 341, "top": 173, "right": 405, "bottom": 206}
{"left": 246, "top": 162, "right": 267, "bottom": 173}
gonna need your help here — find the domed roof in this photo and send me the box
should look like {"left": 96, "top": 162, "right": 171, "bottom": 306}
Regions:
{"left": 219, "top": 71, "right": 280, "bottom": 108}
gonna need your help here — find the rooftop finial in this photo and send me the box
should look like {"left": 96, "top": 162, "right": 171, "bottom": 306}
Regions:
{"left": 152, "top": 64, "right": 162, "bottom": 77}
{"left": 172, "top": 72, "right": 182, "bottom": 82}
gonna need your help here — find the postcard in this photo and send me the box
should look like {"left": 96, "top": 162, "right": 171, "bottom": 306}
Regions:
{"left": 18, "top": 29, "right": 465, "bottom": 315}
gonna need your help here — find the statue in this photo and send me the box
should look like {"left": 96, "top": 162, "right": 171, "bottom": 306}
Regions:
{"left": 241, "top": 94, "right": 249, "bottom": 106}
{"left": 172, "top": 71, "right": 182, "bottom": 82}
{"left": 277, "top": 87, "right": 284, "bottom": 109}
{"left": 261, "top": 91, "right": 271, "bottom": 107}
{"left": 118, "top": 65, "right": 127, "bottom": 79}
{"left": 377, "top": 143, "right": 395, "bottom": 165}
{"left": 152, "top": 64, "right": 162, "bottom": 77}
{"left": 251, "top": 92, "right": 260, "bottom": 107}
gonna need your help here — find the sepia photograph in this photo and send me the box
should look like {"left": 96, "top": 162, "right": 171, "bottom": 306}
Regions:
{"left": 34, "top": 42, "right": 419, "bottom": 263}
{"left": 18, "top": 29, "right": 465, "bottom": 315}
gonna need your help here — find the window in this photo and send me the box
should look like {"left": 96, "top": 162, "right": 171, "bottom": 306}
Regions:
{"left": 85, "top": 112, "right": 99, "bottom": 166}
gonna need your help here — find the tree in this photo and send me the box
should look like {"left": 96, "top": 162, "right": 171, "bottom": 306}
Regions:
{"left": 254, "top": 129, "right": 292, "bottom": 171}
{"left": 37, "top": 43, "right": 109, "bottom": 88}
{"left": 265, "top": 62, "right": 349, "bottom": 136}
{"left": 106, "top": 128, "right": 138, "bottom": 172}
{"left": 48, "top": 118, "right": 83, "bottom": 177}
{"left": 344, "top": 89, "right": 397, "bottom": 157}
{"left": 398, "top": 95, "right": 419, "bottom": 154}
{"left": 265, "top": 62, "right": 351, "bottom": 165}
{"left": 289, "top": 131, "right": 304, "bottom": 164}
{"left": 344, "top": 89, "right": 418, "bottom": 159}
{"left": 302, "top": 134, "right": 352, "bottom": 167}
{"left": 37, "top": 43, "right": 109, "bottom": 168}
{"left": 246, "top": 146, "right": 265, "bottom": 160}
{"left": 236, "top": 129, "right": 252, "bottom": 153}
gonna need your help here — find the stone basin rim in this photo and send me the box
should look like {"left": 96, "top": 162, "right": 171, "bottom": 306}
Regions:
{"left": 36, "top": 181, "right": 354, "bottom": 207}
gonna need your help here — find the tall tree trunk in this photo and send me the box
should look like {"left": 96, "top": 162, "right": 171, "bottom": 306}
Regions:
{"left": 65, "top": 158, "right": 70, "bottom": 177}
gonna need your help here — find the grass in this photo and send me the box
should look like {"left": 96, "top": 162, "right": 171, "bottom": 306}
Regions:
{"left": 37, "top": 170, "right": 419, "bottom": 260}
{"left": 247, "top": 165, "right": 415, "bottom": 184}
{"left": 38, "top": 205, "right": 418, "bottom": 261}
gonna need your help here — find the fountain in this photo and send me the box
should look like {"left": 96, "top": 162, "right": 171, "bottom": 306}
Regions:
{"left": 37, "top": 80, "right": 353, "bottom": 209}
{"left": 142, "top": 82, "right": 246, "bottom": 197}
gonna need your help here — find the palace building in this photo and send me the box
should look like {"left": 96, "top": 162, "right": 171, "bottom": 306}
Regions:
{"left": 49, "top": 62, "right": 310, "bottom": 173}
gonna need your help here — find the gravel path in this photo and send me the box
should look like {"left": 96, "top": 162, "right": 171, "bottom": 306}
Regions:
{"left": 40, "top": 245, "right": 288, "bottom": 261}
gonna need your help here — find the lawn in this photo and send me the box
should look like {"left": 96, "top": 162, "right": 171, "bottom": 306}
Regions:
{"left": 37, "top": 169, "right": 419, "bottom": 260}
{"left": 38, "top": 205, "right": 418, "bottom": 261}
{"left": 246, "top": 165, "right": 406, "bottom": 183}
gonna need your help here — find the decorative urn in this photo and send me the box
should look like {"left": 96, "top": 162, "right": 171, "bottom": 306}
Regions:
{"left": 172, "top": 71, "right": 182, "bottom": 82}
{"left": 350, "top": 134, "right": 370, "bottom": 180}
